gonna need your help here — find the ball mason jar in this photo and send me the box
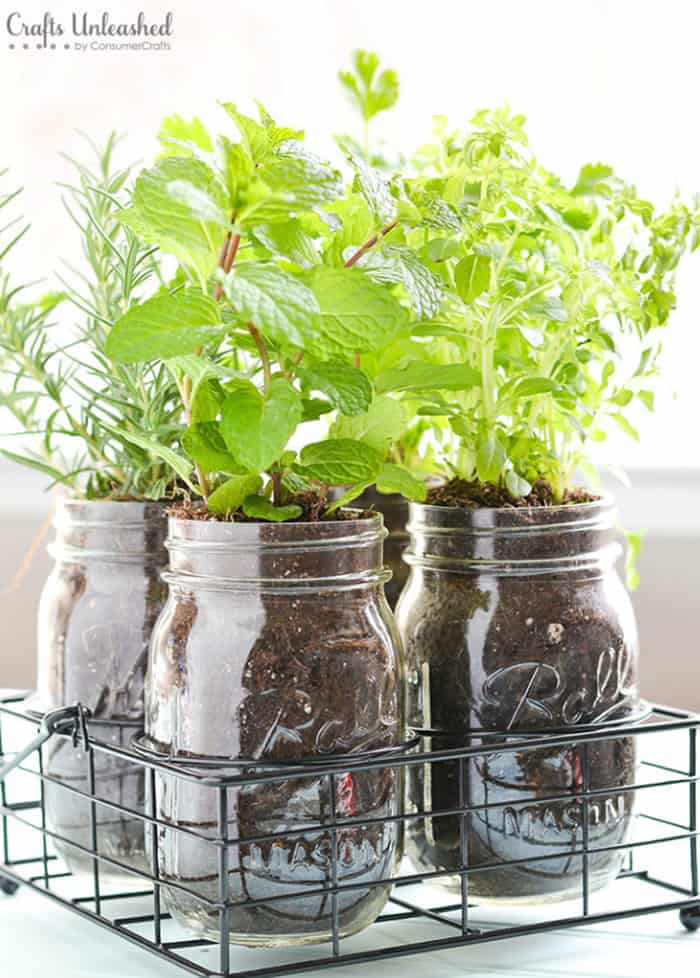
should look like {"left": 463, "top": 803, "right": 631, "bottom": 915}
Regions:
{"left": 36, "top": 498, "right": 167, "bottom": 881}
{"left": 144, "top": 513, "right": 405, "bottom": 946}
{"left": 395, "top": 497, "right": 639, "bottom": 903}
{"left": 349, "top": 488, "right": 409, "bottom": 609}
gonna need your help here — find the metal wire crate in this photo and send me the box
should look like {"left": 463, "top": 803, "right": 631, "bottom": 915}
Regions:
{"left": 1, "top": 689, "right": 698, "bottom": 978}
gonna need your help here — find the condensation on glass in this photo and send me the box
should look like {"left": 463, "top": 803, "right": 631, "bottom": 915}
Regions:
{"left": 145, "top": 514, "right": 405, "bottom": 946}
{"left": 395, "top": 497, "right": 639, "bottom": 903}
{"left": 36, "top": 498, "right": 167, "bottom": 881}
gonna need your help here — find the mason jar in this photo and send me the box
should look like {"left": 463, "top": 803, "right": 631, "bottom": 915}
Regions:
{"left": 395, "top": 497, "right": 639, "bottom": 903}
{"left": 36, "top": 498, "right": 167, "bottom": 881}
{"left": 350, "top": 488, "right": 409, "bottom": 609}
{"left": 144, "top": 513, "right": 404, "bottom": 946}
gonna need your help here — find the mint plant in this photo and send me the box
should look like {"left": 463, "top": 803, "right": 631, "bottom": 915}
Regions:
{"left": 106, "top": 103, "right": 432, "bottom": 519}
{"left": 0, "top": 140, "right": 183, "bottom": 498}
{"left": 390, "top": 108, "right": 700, "bottom": 501}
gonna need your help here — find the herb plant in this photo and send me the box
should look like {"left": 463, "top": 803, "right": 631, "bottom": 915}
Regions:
{"left": 105, "top": 103, "right": 431, "bottom": 519}
{"left": 0, "top": 138, "right": 183, "bottom": 499}
{"left": 389, "top": 109, "right": 700, "bottom": 500}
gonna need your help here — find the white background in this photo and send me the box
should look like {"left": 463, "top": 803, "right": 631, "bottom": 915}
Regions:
{"left": 2, "top": 0, "right": 700, "bottom": 467}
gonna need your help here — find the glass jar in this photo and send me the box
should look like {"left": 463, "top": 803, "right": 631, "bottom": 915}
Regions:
{"left": 349, "top": 488, "right": 409, "bottom": 610}
{"left": 395, "top": 497, "right": 639, "bottom": 903}
{"left": 144, "top": 513, "right": 404, "bottom": 946}
{"left": 36, "top": 498, "right": 167, "bottom": 881}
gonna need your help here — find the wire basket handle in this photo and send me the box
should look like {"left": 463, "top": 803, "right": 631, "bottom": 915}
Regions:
{"left": 0, "top": 702, "right": 91, "bottom": 782}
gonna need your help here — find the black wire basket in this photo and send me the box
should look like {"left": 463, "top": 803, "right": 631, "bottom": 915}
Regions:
{"left": 0, "top": 689, "right": 698, "bottom": 978}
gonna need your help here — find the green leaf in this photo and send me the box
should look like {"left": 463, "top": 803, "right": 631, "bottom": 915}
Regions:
{"left": 346, "top": 152, "right": 396, "bottom": 224}
{"left": 339, "top": 50, "right": 399, "bottom": 122}
{"left": 242, "top": 494, "right": 302, "bottom": 522}
{"left": 220, "top": 378, "right": 302, "bottom": 472}
{"left": 254, "top": 149, "right": 344, "bottom": 213}
{"left": 252, "top": 221, "right": 318, "bottom": 268}
{"left": 119, "top": 158, "right": 229, "bottom": 283}
{"left": 0, "top": 449, "right": 67, "bottom": 484}
{"left": 106, "top": 289, "right": 223, "bottom": 362}
{"left": 208, "top": 474, "right": 263, "bottom": 515}
{"left": 301, "top": 397, "right": 333, "bottom": 421}
{"left": 310, "top": 267, "right": 406, "bottom": 356}
{"left": 505, "top": 469, "right": 532, "bottom": 498}
{"left": 299, "top": 361, "right": 373, "bottom": 416}
{"left": 182, "top": 422, "right": 245, "bottom": 474}
{"left": 610, "top": 413, "right": 639, "bottom": 441}
{"left": 454, "top": 255, "right": 491, "bottom": 303}
{"left": 221, "top": 264, "right": 320, "bottom": 349}
{"left": 330, "top": 395, "right": 405, "bottom": 456}
{"left": 376, "top": 463, "right": 427, "bottom": 501}
{"left": 571, "top": 163, "right": 614, "bottom": 196}
{"left": 356, "top": 245, "right": 443, "bottom": 318}
{"left": 324, "top": 482, "right": 372, "bottom": 514}
{"left": 624, "top": 528, "right": 645, "bottom": 591}
{"left": 376, "top": 361, "right": 481, "bottom": 393}
{"left": 102, "top": 424, "right": 196, "bottom": 491}
{"left": 298, "top": 439, "right": 383, "bottom": 485}
{"left": 508, "top": 377, "right": 557, "bottom": 399}
{"left": 476, "top": 434, "right": 506, "bottom": 484}
{"left": 158, "top": 114, "right": 213, "bottom": 157}
{"left": 528, "top": 295, "right": 568, "bottom": 323}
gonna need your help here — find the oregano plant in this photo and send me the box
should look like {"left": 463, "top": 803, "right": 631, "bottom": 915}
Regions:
{"left": 376, "top": 108, "right": 700, "bottom": 501}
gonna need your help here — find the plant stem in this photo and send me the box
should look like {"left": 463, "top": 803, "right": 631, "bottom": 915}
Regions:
{"left": 344, "top": 220, "right": 398, "bottom": 268}
{"left": 247, "top": 322, "right": 271, "bottom": 394}
{"left": 271, "top": 468, "right": 283, "bottom": 506}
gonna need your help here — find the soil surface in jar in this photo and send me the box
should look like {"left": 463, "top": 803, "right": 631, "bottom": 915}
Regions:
{"left": 151, "top": 576, "right": 403, "bottom": 941}
{"left": 404, "top": 480, "right": 638, "bottom": 902}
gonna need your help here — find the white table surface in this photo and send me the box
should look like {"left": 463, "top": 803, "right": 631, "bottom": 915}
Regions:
{"left": 1, "top": 875, "right": 698, "bottom": 978}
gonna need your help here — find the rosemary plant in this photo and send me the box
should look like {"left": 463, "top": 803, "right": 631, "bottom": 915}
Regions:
{"left": 0, "top": 137, "right": 183, "bottom": 499}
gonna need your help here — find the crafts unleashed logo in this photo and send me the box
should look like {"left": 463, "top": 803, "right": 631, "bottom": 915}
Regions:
{"left": 4, "top": 10, "right": 174, "bottom": 52}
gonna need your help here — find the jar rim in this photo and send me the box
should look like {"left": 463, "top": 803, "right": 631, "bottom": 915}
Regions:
{"left": 408, "top": 492, "right": 615, "bottom": 529}
{"left": 167, "top": 509, "right": 385, "bottom": 546}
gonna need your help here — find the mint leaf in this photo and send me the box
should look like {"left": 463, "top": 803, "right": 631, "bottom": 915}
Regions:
{"left": 106, "top": 289, "right": 223, "bottom": 362}
{"left": 242, "top": 494, "right": 302, "bottom": 522}
{"left": 330, "top": 395, "right": 405, "bottom": 455}
{"left": 158, "top": 114, "right": 213, "bottom": 157}
{"left": 324, "top": 482, "right": 372, "bottom": 514}
{"left": 311, "top": 267, "right": 406, "bottom": 356}
{"left": 355, "top": 245, "right": 443, "bottom": 318}
{"left": 346, "top": 152, "right": 396, "bottom": 224}
{"left": 208, "top": 474, "right": 263, "bottom": 515}
{"left": 221, "top": 379, "right": 302, "bottom": 472}
{"left": 376, "top": 361, "right": 481, "bottom": 393}
{"left": 183, "top": 422, "right": 245, "bottom": 474}
{"left": 251, "top": 221, "right": 319, "bottom": 268}
{"left": 119, "top": 158, "right": 229, "bottom": 283}
{"left": 376, "top": 462, "right": 427, "bottom": 501}
{"left": 221, "top": 264, "right": 320, "bottom": 349}
{"left": 298, "top": 439, "right": 383, "bottom": 485}
{"left": 299, "top": 361, "right": 373, "bottom": 416}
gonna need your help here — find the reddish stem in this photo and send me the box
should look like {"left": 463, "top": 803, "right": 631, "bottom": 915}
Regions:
{"left": 344, "top": 220, "right": 398, "bottom": 269}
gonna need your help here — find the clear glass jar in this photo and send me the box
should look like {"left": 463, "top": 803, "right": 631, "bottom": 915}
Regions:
{"left": 350, "top": 488, "right": 409, "bottom": 610}
{"left": 395, "top": 497, "right": 639, "bottom": 903}
{"left": 144, "top": 513, "right": 404, "bottom": 946}
{"left": 36, "top": 498, "right": 167, "bottom": 880}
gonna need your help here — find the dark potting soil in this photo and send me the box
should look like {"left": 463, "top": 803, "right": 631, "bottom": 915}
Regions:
{"left": 151, "top": 583, "right": 402, "bottom": 939}
{"left": 426, "top": 478, "right": 599, "bottom": 509}
{"left": 401, "top": 503, "right": 638, "bottom": 901}
{"left": 168, "top": 492, "right": 371, "bottom": 524}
